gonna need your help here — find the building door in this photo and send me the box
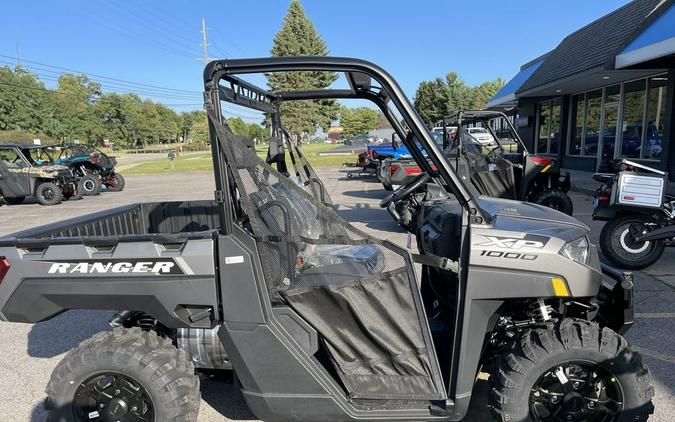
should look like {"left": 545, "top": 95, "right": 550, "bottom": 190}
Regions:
{"left": 597, "top": 85, "right": 621, "bottom": 169}
{"left": 600, "top": 101, "right": 619, "bottom": 161}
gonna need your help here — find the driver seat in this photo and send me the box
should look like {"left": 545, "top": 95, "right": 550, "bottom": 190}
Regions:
{"left": 249, "top": 183, "right": 384, "bottom": 291}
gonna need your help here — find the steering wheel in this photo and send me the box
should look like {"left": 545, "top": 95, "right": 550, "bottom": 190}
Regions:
{"left": 380, "top": 172, "right": 431, "bottom": 208}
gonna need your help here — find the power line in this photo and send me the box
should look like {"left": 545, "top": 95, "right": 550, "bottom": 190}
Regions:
{"left": 0, "top": 54, "right": 201, "bottom": 95}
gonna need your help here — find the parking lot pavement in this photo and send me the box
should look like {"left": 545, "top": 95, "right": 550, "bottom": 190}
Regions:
{"left": 0, "top": 168, "right": 673, "bottom": 421}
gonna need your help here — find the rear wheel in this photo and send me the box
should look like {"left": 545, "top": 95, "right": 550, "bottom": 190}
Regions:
{"left": 80, "top": 174, "right": 101, "bottom": 196}
{"left": 532, "top": 189, "right": 574, "bottom": 215}
{"left": 600, "top": 214, "right": 665, "bottom": 270}
{"left": 36, "top": 182, "right": 63, "bottom": 206}
{"left": 107, "top": 173, "right": 126, "bottom": 192}
{"left": 4, "top": 196, "right": 25, "bottom": 205}
{"left": 490, "top": 319, "right": 654, "bottom": 422}
{"left": 46, "top": 327, "right": 200, "bottom": 422}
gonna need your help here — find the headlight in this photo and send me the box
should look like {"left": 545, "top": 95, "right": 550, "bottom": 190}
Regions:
{"left": 559, "top": 237, "right": 589, "bottom": 265}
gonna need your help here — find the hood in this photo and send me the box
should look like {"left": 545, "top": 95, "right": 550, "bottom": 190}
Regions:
{"left": 476, "top": 196, "right": 589, "bottom": 242}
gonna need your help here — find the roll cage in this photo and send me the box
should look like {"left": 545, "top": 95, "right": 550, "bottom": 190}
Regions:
{"left": 202, "top": 56, "right": 485, "bottom": 226}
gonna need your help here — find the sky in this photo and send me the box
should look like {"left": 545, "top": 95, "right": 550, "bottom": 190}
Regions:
{"left": 0, "top": 0, "right": 632, "bottom": 120}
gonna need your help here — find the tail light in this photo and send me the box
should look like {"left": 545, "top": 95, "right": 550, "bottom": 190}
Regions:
{"left": 0, "top": 257, "right": 10, "bottom": 284}
{"left": 390, "top": 164, "right": 399, "bottom": 176}
{"left": 531, "top": 156, "right": 553, "bottom": 166}
{"left": 405, "top": 166, "right": 423, "bottom": 176}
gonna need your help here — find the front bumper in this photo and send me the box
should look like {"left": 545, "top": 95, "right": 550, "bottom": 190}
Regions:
{"left": 595, "top": 263, "right": 634, "bottom": 334}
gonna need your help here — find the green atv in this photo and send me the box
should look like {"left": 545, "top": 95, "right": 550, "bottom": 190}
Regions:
{"left": 0, "top": 144, "right": 81, "bottom": 206}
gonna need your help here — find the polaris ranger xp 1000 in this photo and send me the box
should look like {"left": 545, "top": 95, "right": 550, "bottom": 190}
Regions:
{"left": 0, "top": 57, "right": 652, "bottom": 421}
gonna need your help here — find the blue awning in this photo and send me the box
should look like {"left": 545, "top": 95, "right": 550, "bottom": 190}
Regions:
{"left": 487, "top": 60, "right": 543, "bottom": 108}
{"left": 616, "top": 4, "right": 675, "bottom": 68}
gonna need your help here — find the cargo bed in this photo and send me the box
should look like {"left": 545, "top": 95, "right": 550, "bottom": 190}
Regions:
{"left": 0, "top": 200, "right": 222, "bottom": 326}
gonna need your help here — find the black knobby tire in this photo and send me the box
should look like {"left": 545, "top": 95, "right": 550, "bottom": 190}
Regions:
{"left": 107, "top": 173, "right": 126, "bottom": 192}
{"left": 46, "top": 327, "right": 200, "bottom": 422}
{"left": 600, "top": 214, "right": 665, "bottom": 270}
{"left": 532, "top": 189, "right": 574, "bottom": 215}
{"left": 36, "top": 182, "right": 63, "bottom": 206}
{"left": 4, "top": 196, "right": 25, "bottom": 205}
{"left": 490, "top": 319, "right": 654, "bottom": 422}
{"left": 80, "top": 174, "right": 101, "bottom": 196}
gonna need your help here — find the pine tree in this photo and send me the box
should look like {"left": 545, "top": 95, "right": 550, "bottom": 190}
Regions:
{"left": 268, "top": 0, "right": 338, "bottom": 141}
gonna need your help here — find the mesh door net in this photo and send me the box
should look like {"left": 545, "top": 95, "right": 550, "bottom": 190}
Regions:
{"left": 208, "top": 108, "right": 444, "bottom": 400}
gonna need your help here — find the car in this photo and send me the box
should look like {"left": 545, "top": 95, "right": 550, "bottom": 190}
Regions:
{"left": 0, "top": 144, "right": 80, "bottom": 206}
{"left": 0, "top": 56, "right": 652, "bottom": 422}
{"left": 463, "top": 126, "right": 494, "bottom": 145}
{"left": 40, "top": 143, "right": 125, "bottom": 195}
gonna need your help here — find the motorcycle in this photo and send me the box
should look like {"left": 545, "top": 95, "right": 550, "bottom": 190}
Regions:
{"left": 593, "top": 159, "right": 675, "bottom": 269}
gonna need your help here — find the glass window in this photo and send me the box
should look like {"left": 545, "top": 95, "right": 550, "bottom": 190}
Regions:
{"left": 584, "top": 90, "right": 602, "bottom": 156}
{"left": 549, "top": 99, "right": 562, "bottom": 154}
{"left": 569, "top": 94, "right": 585, "bottom": 155}
{"left": 621, "top": 80, "right": 646, "bottom": 158}
{"left": 645, "top": 76, "right": 668, "bottom": 159}
{"left": 601, "top": 85, "right": 620, "bottom": 160}
{"left": 537, "top": 102, "right": 550, "bottom": 153}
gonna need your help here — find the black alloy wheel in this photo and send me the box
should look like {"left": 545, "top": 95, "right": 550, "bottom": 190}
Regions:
{"left": 530, "top": 361, "right": 623, "bottom": 421}
{"left": 73, "top": 372, "right": 154, "bottom": 421}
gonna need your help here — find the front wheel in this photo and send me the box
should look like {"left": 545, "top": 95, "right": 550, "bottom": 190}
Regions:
{"left": 80, "top": 174, "right": 102, "bottom": 196}
{"left": 532, "top": 189, "right": 574, "bottom": 215}
{"left": 600, "top": 214, "right": 665, "bottom": 270}
{"left": 46, "top": 327, "right": 200, "bottom": 422}
{"left": 107, "top": 173, "right": 126, "bottom": 192}
{"left": 490, "top": 319, "right": 654, "bottom": 422}
{"left": 36, "top": 182, "right": 63, "bottom": 206}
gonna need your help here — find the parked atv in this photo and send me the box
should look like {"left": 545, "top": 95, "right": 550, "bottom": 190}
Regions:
{"left": 40, "top": 143, "right": 124, "bottom": 195}
{"left": 0, "top": 144, "right": 80, "bottom": 205}
{"left": 0, "top": 57, "right": 652, "bottom": 422}
{"left": 593, "top": 159, "right": 674, "bottom": 269}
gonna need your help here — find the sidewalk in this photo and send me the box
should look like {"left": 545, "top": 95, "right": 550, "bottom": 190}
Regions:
{"left": 563, "top": 168, "right": 598, "bottom": 195}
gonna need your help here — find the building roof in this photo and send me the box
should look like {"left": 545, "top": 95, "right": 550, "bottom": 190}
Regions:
{"left": 486, "top": 60, "right": 544, "bottom": 108}
{"left": 616, "top": 2, "right": 675, "bottom": 67}
{"left": 517, "top": 0, "right": 666, "bottom": 94}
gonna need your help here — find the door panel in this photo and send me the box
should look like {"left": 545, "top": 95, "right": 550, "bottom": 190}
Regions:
{"left": 0, "top": 152, "right": 30, "bottom": 197}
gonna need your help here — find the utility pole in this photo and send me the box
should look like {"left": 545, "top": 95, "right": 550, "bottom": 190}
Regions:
{"left": 201, "top": 18, "right": 209, "bottom": 65}
{"left": 15, "top": 42, "right": 21, "bottom": 67}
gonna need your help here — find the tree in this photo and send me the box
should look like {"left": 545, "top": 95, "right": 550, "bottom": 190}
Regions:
{"left": 340, "top": 107, "right": 379, "bottom": 138}
{"left": 268, "top": 0, "right": 338, "bottom": 140}
{"left": 413, "top": 72, "right": 506, "bottom": 126}
{"left": 0, "top": 66, "right": 54, "bottom": 135}
{"left": 53, "top": 73, "right": 102, "bottom": 142}
{"left": 413, "top": 78, "right": 449, "bottom": 126}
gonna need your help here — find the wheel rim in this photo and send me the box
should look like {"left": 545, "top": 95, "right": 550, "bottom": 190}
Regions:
{"left": 529, "top": 361, "right": 623, "bottom": 421}
{"left": 72, "top": 372, "right": 154, "bottom": 421}
{"left": 42, "top": 187, "right": 54, "bottom": 201}
{"left": 611, "top": 221, "right": 655, "bottom": 261}
{"left": 84, "top": 180, "right": 96, "bottom": 191}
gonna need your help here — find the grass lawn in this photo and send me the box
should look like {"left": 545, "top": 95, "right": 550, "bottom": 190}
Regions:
{"left": 123, "top": 143, "right": 356, "bottom": 175}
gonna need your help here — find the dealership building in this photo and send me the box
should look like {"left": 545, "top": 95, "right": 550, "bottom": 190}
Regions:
{"left": 488, "top": 0, "right": 675, "bottom": 177}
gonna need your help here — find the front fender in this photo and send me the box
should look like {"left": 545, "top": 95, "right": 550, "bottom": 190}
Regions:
{"left": 595, "top": 263, "right": 634, "bottom": 334}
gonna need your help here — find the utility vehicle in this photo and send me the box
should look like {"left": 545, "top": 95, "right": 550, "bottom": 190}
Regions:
{"left": 593, "top": 159, "right": 675, "bottom": 269}
{"left": 383, "top": 112, "right": 574, "bottom": 215}
{"left": 0, "top": 57, "right": 652, "bottom": 422}
{"left": 41, "top": 143, "right": 124, "bottom": 196}
{"left": 0, "top": 144, "right": 81, "bottom": 206}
